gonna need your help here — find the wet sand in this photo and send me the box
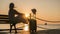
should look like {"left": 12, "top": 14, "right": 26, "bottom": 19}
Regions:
{"left": 0, "top": 29, "right": 60, "bottom": 34}
{"left": 37, "top": 29, "right": 60, "bottom": 34}
{"left": 0, "top": 30, "right": 30, "bottom": 34}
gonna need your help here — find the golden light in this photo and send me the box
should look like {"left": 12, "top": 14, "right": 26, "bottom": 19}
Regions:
{"left": 24, "top": 24, "right": 29, "bottom": 31}
{"left": 25, "top": 14, "right": 29, "bottom": 17}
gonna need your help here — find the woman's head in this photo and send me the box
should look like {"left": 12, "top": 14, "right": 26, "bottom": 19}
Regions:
{"left": 9, "top": 3, "right": 14, "bottom": 9}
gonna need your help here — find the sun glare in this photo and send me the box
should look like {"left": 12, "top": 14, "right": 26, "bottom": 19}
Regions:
{"left": 24, "top": 24, "right": 29, "bottom": 31}
{"left": 25, "top": 14, "right": 29, "bottom": 17}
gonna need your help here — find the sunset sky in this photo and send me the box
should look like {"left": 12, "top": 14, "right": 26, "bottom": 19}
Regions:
{"left": 0, "top": 0, "right": 60, "bottom": 24}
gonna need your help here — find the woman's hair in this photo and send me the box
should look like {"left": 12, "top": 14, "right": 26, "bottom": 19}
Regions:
{"left": 9, "top": 3, "right": 14, "bottom": 8}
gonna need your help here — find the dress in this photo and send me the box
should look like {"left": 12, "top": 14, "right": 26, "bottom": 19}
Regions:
{"left": 8, "top": 9, "right": 19, "bottom": 24}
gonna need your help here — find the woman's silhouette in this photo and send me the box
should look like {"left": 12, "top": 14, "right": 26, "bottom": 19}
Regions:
{"left": 8, "top": 3, "right": 20, "bottom": 33}
{"left": 8, "top": 3, "right": 28, "bottom": 33}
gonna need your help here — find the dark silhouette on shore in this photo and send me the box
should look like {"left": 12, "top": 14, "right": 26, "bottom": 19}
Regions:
{"left": 29, "top": 19, "right": 37, "bottom": 34}
{"left": 8, "top": 3, "right": 20, "bottom": 33}
{"left": 29, "top": 8, "right": 37, "bottom": 34}
{"left": 8, "top": 3, "right": 28, "bottom": 33}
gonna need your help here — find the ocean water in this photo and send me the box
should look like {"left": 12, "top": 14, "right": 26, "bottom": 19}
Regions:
{"left": 0, "top": 23, "right": 25, "bottom": 29}
{"left": 37, "top": 24, "right": 60, "bottom": 31}
{"left": 0, "top": 24, "right": 60, "bottom": 31}
{"left": 0, "top": 24, "right": 60, "bottom": 34}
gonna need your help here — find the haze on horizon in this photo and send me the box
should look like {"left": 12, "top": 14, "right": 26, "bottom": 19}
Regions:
{"left": 0, "top": 0, "right": 60, "bottom": 24}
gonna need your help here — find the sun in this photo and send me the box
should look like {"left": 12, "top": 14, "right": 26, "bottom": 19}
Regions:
{"left": 25, "top": 14, "right": 29, "bottom": 17}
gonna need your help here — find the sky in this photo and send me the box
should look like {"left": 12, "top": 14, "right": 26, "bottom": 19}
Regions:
{"left": 0, "top": 0, "right": 60, "bottom": 24}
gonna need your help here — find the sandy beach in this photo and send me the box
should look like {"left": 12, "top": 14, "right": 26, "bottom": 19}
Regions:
{"left": 0, "top": 29, "right": 60, "bottom": 34}
{"left": 37, "top": 29, "right": 60, "bottom": 34}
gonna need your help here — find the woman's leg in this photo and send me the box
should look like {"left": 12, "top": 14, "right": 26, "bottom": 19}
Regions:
{"left": 10, "top": 24, "right": 12, "bottom": 33}
{"left": 14, "top": 24, "right": 17, "bottom": 33}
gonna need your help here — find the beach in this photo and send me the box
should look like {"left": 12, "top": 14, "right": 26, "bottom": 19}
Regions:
{"left": 37, "top": 29, "right": 60, "bottom": 34}
{"left": 0, "top": 24, "right": 60, "bottom": 34}
{"left": 0, "top": 29, "right": 60, "bottom": 34}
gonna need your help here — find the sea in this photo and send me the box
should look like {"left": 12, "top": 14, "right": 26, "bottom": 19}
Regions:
{"left": 0, "top": 24, "right": 60, "bottom": 30}
{"left": 0, "top": 23, "right": 60, "bottom": 34}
